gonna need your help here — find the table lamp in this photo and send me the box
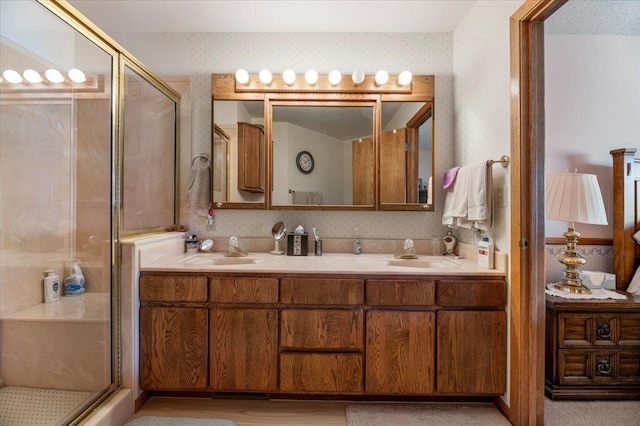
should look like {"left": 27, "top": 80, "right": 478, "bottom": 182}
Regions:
{"left": 545, "top": 170, "right": 608, "bottom": 294}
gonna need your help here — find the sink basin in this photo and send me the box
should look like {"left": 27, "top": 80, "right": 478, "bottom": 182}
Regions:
{"left": 182, "top": 255, "right": 261, "bottom": 266}
{"left": 386, "top": 258, "right": 458, "bottom": 269}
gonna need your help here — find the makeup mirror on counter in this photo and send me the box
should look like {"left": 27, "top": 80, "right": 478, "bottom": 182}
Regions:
{"left": 211, "top": 73, "right": 434, "bottom": 211}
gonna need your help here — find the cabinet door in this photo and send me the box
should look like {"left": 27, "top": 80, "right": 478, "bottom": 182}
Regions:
{"left": 140, "top": 306, "right": 208, "bottom": 390}
{"left": 379, "top": 128, "right": 407, "bottom": 203}
{"left": 437, "top": 311, "right": 506, "bottom": 394}
{"left": 237, "top": 122, "right": 264, "bottom": 193}
{"left": 210, "top": 308, "right": 277, "bottom": 391}
{"left": 352, "top": 136, "right": 374, "bottom": 205}
{"left": 366, "top": 310, "right": 435, "bottom": 394}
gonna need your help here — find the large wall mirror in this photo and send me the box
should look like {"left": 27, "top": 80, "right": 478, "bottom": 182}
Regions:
{"left": 211, "top": 73, "right": 434, "bottom": 211}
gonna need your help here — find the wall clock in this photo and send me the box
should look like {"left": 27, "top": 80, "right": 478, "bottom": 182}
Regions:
{"left": 296, "top": 150, "right": 314, "bottom": 174}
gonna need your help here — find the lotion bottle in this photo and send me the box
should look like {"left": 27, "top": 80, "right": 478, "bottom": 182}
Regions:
{"left": 478, "top": 235, "right": 494, "bottom": 269}
{"left": 43, "top": 270, "right": 60, "bottom": 303}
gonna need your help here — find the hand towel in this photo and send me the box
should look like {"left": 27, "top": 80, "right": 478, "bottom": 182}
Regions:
{"left": 308, "top": 191, "right": 323, "bottom": 205}
{"left": 292, "top": 191, "right": 309, "bottom": 205}
{"left": 442, "top": 166, "right": 460, "bottom": 189}
{"left": 442, "top": 161, "right": 492, "bottom": 230}
{"left": 185, "top": 163, "right": 211, "bottom": 216}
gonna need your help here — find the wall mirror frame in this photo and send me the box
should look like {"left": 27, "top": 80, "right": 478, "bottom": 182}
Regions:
{"left": 211, "top": 73, "right": 434, "bottom": 211}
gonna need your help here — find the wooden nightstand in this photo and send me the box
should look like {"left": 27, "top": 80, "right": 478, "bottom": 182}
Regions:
{"left": 545, "top": 294, "right": 640, "bottom": 400}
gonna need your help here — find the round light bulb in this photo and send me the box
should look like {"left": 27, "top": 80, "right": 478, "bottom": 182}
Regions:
{"left": 45, "top": 68, "right": 65, "bottom": 83}
{"left": 374, "top": 70, "right": 389, "bottom": 86}
{"left": 235, "top": 69, "right": 249, "bottom": 85}
{"left": 68, "top": 68, "right": 86, "bottom": 83}
{"left": 351, "top": 70, "right": 365, "bottom": 85}
{"left": 282, "top": 69, "right": 296, "bottom": 85}
{"left": 305, "top": 69, "right": 318, "bottom": 85}
{"left": 398, "top": 70, "right": 412, "bottom": 86}
{"left": 328, "top": 70, "right": 342, "bottom": 86}
{"left": 3, "top": 69, "right": 23, "bottom": 84}
{"left": 23, "top": 69, "right": 43, "bottom": 84}
{"left": 258, "top": 69, "right": 272, "bottom": 85}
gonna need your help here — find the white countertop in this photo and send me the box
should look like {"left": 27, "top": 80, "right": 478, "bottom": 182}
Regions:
{"left": 141, "top": 252, "right": 505, "bottom": 276}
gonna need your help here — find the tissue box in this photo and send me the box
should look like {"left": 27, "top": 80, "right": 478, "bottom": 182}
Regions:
{"left": 579, "top": 271, "right": 616, "bottom": 290}
{"left": 287, "top": 233, "right": 308, "bottom": 256}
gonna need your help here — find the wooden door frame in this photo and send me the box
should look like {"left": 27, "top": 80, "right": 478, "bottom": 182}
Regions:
{"left": 508, "top": 1, "right": 567, "bottom": 425}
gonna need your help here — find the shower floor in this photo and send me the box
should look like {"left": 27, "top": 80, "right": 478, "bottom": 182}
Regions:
{"left": 0, "top": 386, "right": 91, "bottom": 426}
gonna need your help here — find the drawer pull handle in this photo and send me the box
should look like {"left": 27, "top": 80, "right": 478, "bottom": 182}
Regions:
{"left": 596, "top": 323, "right": 611, "bottom": 339}
{"left": 596, "top": 358, "right": 612, "bottom": 376}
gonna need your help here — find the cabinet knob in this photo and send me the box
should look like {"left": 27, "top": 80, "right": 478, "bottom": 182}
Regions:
{"left": 596, "top": 322, "right": 611, "bottom": 339}
{"left": 596, "top": 357, "right": 612, "bottom": 376}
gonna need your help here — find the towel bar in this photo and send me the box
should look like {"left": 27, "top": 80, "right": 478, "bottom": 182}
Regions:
{"left": 487, "top": 155, "right": 510, "bottom": 168}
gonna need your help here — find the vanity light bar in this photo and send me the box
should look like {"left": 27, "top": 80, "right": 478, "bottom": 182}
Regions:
{"left": 1, "top": 68, "right": 89, "bottom": 85}
{"left": 233, "top": 69, "right": 414, "bottom": 94}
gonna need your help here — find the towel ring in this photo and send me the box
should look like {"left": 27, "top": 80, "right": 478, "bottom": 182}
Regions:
{"left": 192, "top": 153, "right": 210, "bottom": 166}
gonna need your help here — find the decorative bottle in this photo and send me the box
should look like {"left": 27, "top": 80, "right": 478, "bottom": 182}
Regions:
{"left": 64, "top": 259, "right": 86, "bottom": 296}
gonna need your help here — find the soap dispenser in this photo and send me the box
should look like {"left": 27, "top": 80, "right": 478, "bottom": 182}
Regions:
{"left": 443, "top": 227, "right": 458, "bottom": 255}
{"left": 64, "top": 259, "right": 86, "bottom": 296}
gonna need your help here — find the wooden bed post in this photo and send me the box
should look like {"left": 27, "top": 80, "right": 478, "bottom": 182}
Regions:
{"left": 611, "top": 148, "right": 639, "bottom": 290}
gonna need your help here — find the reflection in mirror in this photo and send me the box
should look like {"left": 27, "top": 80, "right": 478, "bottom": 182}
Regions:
{"left": 271, "top": 104, "right": 375, "bottom": 207}
{"left": 212, "top": 100, "right": 265, "bottom": 204}
{"left": 380, "top": 102, "right": 433, "bottom": 207}
{"left": 122, "top": 64, "right": 177, "bottom": 230}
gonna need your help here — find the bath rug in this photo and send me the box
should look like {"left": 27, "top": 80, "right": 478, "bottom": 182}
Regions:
{"left": 126, "top": 416, "right": 236, "bottom": 426}
{"left": 346, "top": 403, "right": 510, "bottom": 426}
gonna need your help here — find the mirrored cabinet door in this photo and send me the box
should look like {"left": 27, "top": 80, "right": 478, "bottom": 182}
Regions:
{"left": 270, "top": 103, "right": 375, "bottom": 209}
{"left": 379, "top": 101, "right": 434, "bottom": 211}
{"left": 212, "top": 100, "right": 266, "bottom": 208}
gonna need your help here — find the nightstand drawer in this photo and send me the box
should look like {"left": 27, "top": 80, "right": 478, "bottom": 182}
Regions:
{"left": 558, "top": 313, "right": 640, "bottom": 348}
{"left": 558, "top": 350, "right": 640, "bottom": 385}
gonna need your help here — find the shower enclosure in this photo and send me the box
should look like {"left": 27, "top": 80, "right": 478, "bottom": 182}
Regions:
{"left": 0, "top": 1, "right": 179, "bottom": 424}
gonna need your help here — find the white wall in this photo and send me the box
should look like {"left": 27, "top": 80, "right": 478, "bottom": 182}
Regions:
{"left": 452, "top": 1, "right": 523, "bottom": 252}
{"left": 544, "top": 34, "right": 640, "bottom": 238}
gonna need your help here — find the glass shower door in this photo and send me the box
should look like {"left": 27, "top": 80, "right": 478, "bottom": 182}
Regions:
{"left": 0, "top": 0, "right": 115, "bottom": 423}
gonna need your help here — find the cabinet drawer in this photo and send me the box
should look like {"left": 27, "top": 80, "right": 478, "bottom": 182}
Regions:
{"left": 280, "top": 353, "right": 363, "bottom": 393}
{"left": 281, "top": 309, "right": 363, "bottom": 349}
{"left": 558, "top": 313, "right": 640, "bottom": 348}
{"left": 436, "top": 280, "right": 506, "bottom": 308}
{"left": 140, "top": 275, "right": 207, "bottom": 302}
{"left": 280, "top": 278, "right": 363, "bottom": 305}
{"left": 558, "top": 350, "right": 640, "bottom": 385}
{"left": 365, "top": 280, "right": 435, "bottom": 306}
{"left": 210, "top": 278, "right": 278, "bottom": 303}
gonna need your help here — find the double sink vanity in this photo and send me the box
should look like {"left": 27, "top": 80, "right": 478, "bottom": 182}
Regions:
{"left": 139, "top": 251, "right": 507, "bottom": 399}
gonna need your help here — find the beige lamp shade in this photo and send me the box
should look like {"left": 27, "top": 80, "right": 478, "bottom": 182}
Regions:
{"left": 545, "top": 172, "right": 608, "bottom": 225}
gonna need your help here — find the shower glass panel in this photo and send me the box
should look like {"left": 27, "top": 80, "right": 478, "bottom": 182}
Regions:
{"left": 122, "top": 64, "right": 177, "bottom": 231}
{"left": 0, "top": 0, "right": 114, "bottom": 423}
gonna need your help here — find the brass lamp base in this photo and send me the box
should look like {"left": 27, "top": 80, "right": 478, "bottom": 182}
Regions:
{"left": 553, "top": 223, "right": 592, "bottom": 295}
{"left": 547, "top": 281, "right": 591, "bottom": 294}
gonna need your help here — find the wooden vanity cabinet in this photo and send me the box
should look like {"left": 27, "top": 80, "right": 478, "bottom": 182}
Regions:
{"left": 209, "top": 278, "right": 278, "bottom": 391}
{"left": 435, "top": 280, "right": 507, "bottom": 394}
{"left": 139, "top": 275, "right": 209, "bottom": 390}
{"left": 365, "top": 279, "right": 436, "bottom": 394}
{"left": 139, "top": 272, "right": 507, "bottom": 398}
